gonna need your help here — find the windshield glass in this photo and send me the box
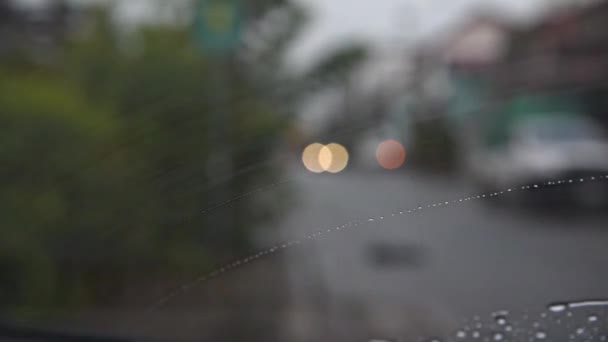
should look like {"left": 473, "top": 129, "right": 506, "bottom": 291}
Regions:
{"left": 2, "top": 0, "right": 608, "bottom": 341}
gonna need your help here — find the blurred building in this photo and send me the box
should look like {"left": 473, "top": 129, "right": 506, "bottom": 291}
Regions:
{"left": 503, "top": 1, "right": 608, "bottom": 126}
{"left": 0, "top": 0, "right": 76, "bottom": 62}
{"left": 407, "top": 0, "right": 608, "bottom": 172}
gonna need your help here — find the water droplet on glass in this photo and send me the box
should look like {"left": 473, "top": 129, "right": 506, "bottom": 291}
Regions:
{"left": 588, "top": 315, "right": 598, "bottom": 322}
{"left": 504, "top": 325, "right": 512, "bottom": 332}
{"left": 496, "top": 316, "right": 508, "bottom": 325}
{"left": 456, "top": 330, "right": 466, "bottom": 339}
{"left": 368, "top": 218, "right": 375, "bottom": 222}
{"left": 548, "top": 303, "right": 567, "bottom": 313}
{"left": 493, "top": 332, "right": 504, "bottom": 341}
{"left": 535, "top": 331, "right": 547, "bottom": 340}
{"left": 472, "top": 331, "right": 481, "bottom": 338}
{"left": 577, "top": 327, "right": 585, "bottom": 335}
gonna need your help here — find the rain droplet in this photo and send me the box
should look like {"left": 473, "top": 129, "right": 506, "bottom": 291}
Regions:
{"left": 495, "top": 316, "right": 508, "bottom": 325}
{"left": 493, "top": 332, "right": 504, "bottom": 341}
{"left": 548, "top": 303, "right": 567, "bottom": 313}
{"left": 472, "top": 331, "right": 481, "bottom": 338}
{"left": 456, "top": 330, "right": 466, "bottom": 339}
{"left": 577, "top": 327, "right": 585, "bottom": 335}
{"left": 535, "top": 331, "right": 547, "bottom": 340}
{"left": 588, "top": 315, "right": 598, "bottom": 322}
{"left": 368, "top": 218, "right": 375, "bottom": 222}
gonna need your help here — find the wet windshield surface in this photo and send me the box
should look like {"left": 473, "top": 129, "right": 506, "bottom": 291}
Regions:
{"left": 2, "top": 0, "right": 608, "bottom": 341}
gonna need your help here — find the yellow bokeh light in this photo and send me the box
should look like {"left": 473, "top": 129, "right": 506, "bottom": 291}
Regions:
{"left": 318, "top": 145, "right": 333, "bottom": 171}
{"left": 302, "top": 143, "right": 349, "bottom": 174}
{"left": 325, "top": 143, "right": 349, "bottom": 173}
{"left": 302, "top": 143, "right": 325, "bottom": 173}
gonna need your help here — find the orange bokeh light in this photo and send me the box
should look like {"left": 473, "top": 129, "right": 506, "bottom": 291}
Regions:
{"left": 376, "top": 140, "right": 406, "bottom": 170}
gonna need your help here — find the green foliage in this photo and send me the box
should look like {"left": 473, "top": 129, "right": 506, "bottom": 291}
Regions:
{"left": 304, "top": 43, "right": 368, "bottom": 83}
{"left": 0, "top": 6, "right": 286, "bottom": 312}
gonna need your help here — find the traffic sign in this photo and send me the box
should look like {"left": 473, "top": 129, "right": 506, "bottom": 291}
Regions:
{"left": 194, "top": 0, "right": 242, "bottom": 53}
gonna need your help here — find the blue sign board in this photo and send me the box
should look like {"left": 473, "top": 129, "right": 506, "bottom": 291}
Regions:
{"left": 194, "top": 0, "right": 242, "bottom": 53}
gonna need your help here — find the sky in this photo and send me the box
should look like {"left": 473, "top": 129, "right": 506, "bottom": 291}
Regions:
{"left": 14, "top": 0, "right": 562, "bottom": 64}
{"left": 289, "top": 0, "right": 556, "bottom": 66}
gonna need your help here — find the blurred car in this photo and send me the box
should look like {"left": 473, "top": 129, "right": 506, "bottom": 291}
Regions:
{"left": 471, "top": 115, "right": 608, "bottom": 206}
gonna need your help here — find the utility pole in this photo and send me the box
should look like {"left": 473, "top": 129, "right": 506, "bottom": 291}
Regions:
{"left": 195, "top": 0, "right": 243, "bottom": 248}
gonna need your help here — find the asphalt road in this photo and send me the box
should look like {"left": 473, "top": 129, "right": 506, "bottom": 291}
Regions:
{"left": 276, "top": 165, "right": 608, "bottom": 341}
{"left": 39, "top": 163, "right": 608, "bottom": 341}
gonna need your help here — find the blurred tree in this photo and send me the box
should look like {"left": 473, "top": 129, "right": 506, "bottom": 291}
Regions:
{"left": 0, "top": 0, "right": 368, "bottom": 314}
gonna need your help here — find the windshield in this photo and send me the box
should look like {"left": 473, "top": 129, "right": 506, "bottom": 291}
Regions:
{"left": 2, "top": 0, "right": 608, "bottom": 341}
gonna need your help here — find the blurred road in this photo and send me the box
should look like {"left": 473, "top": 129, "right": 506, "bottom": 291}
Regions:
{"left": 277, "top": 164, "right": 608, "bottom": 340}
{"left": 46, "top": 162, "right": 608, "bottom": 341}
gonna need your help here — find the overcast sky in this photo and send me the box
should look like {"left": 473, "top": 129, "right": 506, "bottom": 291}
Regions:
{"left": 15, "top": 0, "right": 562, "bottom": 64}
{"left": 289, "top": 0, "right": 556, "bottom": 64}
